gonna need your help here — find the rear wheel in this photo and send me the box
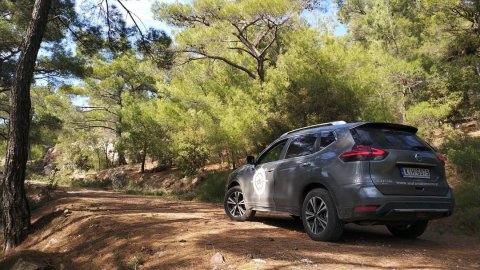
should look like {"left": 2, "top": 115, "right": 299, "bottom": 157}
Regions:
{"left": 387, "top": 220, "right": 428, "bottom": 239}
{"left": 301, "top": 188, "right": 343, "bottom": 241}
{"left": 224, "top": 186, "right": 255, "bottom": 221}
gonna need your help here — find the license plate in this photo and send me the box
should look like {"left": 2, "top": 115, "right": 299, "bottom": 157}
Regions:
{"left": 400, "top": 167, "right": 430, "bottom": 179}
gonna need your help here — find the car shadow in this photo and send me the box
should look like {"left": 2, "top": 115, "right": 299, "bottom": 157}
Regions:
{"left": 251, "top": 212, "right": 439, "bottom": 246}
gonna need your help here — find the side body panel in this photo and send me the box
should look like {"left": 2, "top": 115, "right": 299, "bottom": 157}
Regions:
{"left": 273, "top": 154, "right": 315, "bottom": 213}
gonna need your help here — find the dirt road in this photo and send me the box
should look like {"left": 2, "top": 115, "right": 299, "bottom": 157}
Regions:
{"left": 1, "top": 189, "right": 479, "bottom": 269}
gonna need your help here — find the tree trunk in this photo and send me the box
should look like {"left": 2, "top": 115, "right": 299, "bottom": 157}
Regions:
{"left": 116, "top": 95, "right": 127, "bottom": 165}
{"left": 257, "top": 58, "right": 265, "bottom": 82}
{"left": 103, "top": 143, "right": 110, "bottom": 168}
{"left": 140, "top": 143, "right": 147, "bottom": 174}
{"left": 115, "top": 128, "right": 127, "bottom": 165}
{"left": 230, "top": 149, "right": 236, "bottom": 170}
{"left": 400, "top": 84, "right": 407, "bottom": 124}
{"left": 1, "top": 0, "right": 52, "bottom": 251}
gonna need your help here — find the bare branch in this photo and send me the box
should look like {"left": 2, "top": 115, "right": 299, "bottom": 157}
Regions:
{"left": 78, "top": 106, "right": 119, "bottom": 116}
{"left": 0, "top": 48, "right": 20, "bottom": 63}
{"left": 116, "top": 0, "right": 152, "bottom": 56}
{"left": 75, "top": 125, "right": 117, "bottom": 132}
{"left": 182, "top": 49, "right": 257, "bottom": 79}
{"left": 227, "top": 46, "right": 256, "bottom": 58}
{"left": 105, "top": 0, "right": 114, "bottom": 46}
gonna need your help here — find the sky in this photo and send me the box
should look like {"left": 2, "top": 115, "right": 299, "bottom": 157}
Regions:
{"left": 75, "top": 0, "right": 184, "bottom": 36}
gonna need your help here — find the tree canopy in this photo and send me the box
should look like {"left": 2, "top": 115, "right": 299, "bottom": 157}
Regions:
{"left": 2, "top": 0, "right": 479, "bottom": 174}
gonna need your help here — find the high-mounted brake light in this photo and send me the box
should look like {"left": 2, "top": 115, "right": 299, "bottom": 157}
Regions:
{"left": 340, "top": 145, "right": 388, "bottom": 162}
{"left": 436, "top": 152, "right": 446, "bottom": 161}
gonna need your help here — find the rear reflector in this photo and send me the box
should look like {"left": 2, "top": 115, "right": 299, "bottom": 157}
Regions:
{"left": 353, "top": 205, "right": 379, "bottom": 212}
{"left": 340, "top": 145, "right": 389, "bottom": 162}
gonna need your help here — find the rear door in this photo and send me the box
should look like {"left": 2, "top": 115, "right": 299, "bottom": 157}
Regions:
{"left": 351, "top": 125, "right": 449, "bottom": 196}
{"left": 274, "top": 133, "right": 318, "bottom": 211}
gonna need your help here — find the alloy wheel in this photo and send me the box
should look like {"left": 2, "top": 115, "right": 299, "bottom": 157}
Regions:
{"left": 305, "top": 196, "right": 328, "bottom": 234}
{"left": 226, "top": 191, "right": 246, "bottom": 217}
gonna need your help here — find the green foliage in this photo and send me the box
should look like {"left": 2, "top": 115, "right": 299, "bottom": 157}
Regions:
{"left": 338, "top": 0, "right": 480, "bottom": 125}
{"left": 442, "top": 136, "right": 480, "bottom": 184}
{"left": 194, "top": 170, "right": 231, "bottom": 202}
{"left": 406, "top": 96, "right": 461, "bottom": 139}
{"left": 120, "top": 93, "right": 171, "bottom": 172}
{"left": 441, "top": 136, "right": 480, "bottom": 235}
{"left": 127, "top": 256, "right": 144, "bottom": 270}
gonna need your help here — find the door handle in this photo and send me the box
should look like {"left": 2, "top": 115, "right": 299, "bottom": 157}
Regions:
{"left": 300, "top": 162, "right": 311, "bottom": 167}
{"left": 266, "top": 168, "right": 275, "bottom": 172}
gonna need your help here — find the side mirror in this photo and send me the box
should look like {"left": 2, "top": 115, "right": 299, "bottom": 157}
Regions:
{"left": 246, "top": 155, "right": 255, "bottom": 165}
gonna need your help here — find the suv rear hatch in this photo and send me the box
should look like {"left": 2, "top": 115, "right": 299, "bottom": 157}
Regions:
{"left": 350, "top": 123, "right": 449, "bottom": 196}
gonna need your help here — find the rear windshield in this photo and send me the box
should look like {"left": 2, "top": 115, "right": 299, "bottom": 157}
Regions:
{"left": 351, "top": 127, "right": 431, "bottom": 151}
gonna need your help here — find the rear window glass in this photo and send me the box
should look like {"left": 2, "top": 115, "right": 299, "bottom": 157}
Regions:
{"left": 320, "top": 131, "right": 336, "bottom": 148}
{"left": 351, "top": 127, "right": 431, "bottom": 151}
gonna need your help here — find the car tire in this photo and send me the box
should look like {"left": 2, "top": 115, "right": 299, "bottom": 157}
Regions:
{"left": 387, "top": 220, "right": 428, "bottom": 239}
{"left": 301, "top": 188, "right": 343, "bottom": 241}
{"left": 224, "top": 186, "right": 255, "bottom": 221}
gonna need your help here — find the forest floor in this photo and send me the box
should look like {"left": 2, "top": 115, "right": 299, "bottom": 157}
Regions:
{"left": 0, "top": 187, "right": 479, "bottom": 270}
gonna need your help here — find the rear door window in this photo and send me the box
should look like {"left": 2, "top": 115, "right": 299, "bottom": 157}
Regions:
{"left": 285, "top": 134, "right": 317, "bottom": 159}
{"left": 351, "top": 127, "right": 431, "bottom": 151}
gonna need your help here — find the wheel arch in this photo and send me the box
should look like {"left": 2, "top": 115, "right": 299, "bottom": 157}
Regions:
{"left": 227, "top": 180, "right": 240, "bottom": 190}
{"left": 300, "top": 182, "right": 338, "bottom": 210}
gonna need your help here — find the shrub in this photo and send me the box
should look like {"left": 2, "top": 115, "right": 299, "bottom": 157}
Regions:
{"left": 70, "top": 178, "right": 108, "bottom": 189}
{"left": 110, "top": 170, "right": 127, "bottom": 189}
{"left": 441, "top": 135, "right": 480, "bottom": 235}
{"left": 128, "top": 256, "right": 144, "bottom": 270}
{"left": 194, "top": 170, "right": 231, "bottom": 203}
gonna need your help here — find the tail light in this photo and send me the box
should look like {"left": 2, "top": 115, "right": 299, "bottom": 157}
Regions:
{"left": 436, "top": 152, "right": 446, "bottom": 161}
{"left": 340, "top": 145, "right": 388, "bottom": 162}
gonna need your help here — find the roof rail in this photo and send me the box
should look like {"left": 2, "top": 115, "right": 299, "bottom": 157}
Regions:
{"left": 281, "top": 121, "right": 347, "bottom": 137}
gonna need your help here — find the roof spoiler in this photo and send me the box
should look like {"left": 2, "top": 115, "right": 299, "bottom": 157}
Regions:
{"left": 354, "top": 122, "right": 418, "bottom": 134}
{"left": 281, "top": 121, "right": 347, "bottom": 137}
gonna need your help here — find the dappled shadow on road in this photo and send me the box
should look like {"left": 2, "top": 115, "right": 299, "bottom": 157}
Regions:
{"left": 0, "top": 189, "right": 217, "bottom": 269}
{"left": 195, "top": 213, "right": 478, "bottom": 269}
{"left": 1, "top": 189, "right": 478, "bottom": 270}
{"left": 251, "top": 214, "right": 305, "bottom": 233}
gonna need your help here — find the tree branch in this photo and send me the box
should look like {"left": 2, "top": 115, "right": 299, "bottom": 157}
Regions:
{"left": 227, "top": 46, "right": 256, "bottom": 58}
{"left": 182, "top": 49, "right": 257, "bottom": 79}
{"left": 78, "top": 106, "right": 119, "bottom": 116}
{"left": 75, "top": 125, "right": 117, "bottom": 132}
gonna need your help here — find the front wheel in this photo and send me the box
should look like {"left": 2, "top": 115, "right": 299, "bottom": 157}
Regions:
{"left": 224, "top": 186, "right": 255, "bottom": 221}
{"left": 387, "top": 220, "right": 428, "bottom": 239}
{"left": 301, "top": 188, "right": 343, "bottom": 241}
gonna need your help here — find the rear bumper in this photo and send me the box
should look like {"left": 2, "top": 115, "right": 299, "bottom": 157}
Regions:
{"left": 337, "top": 186, "right": 454, "bottom": 223}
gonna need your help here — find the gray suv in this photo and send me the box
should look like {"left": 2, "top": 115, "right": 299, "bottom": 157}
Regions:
{"left": 224, "top": 121, "right": 454, "bottom": 241}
